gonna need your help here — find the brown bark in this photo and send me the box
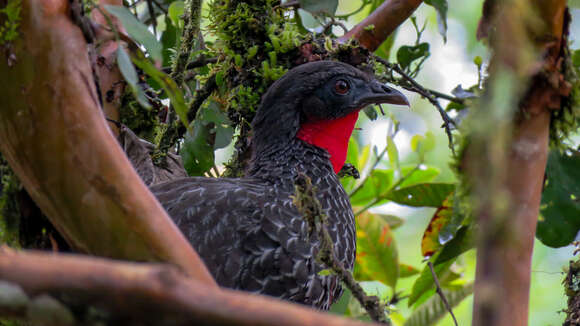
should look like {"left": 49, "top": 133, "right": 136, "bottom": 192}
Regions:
{"left": 471, "top": 1, "right": 568, "bottom": 325}
{"left": 338, "top": 0, "right": 423, "bottom": 51}
{"left": 0, "top": 0, "right": 215, "bottom": 285}
{"left": 0, "top": 249, "right": 376, "bottom": 326}
{"left": 91, "top": 0, "right": 125, "bottom": 131}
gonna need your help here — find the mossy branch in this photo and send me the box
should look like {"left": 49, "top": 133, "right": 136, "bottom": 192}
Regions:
{"left": 293, "top": 173, "right": 389, "bottom": 325}
{"left": 170, "top": 0, "right": 202, "bottom": 87}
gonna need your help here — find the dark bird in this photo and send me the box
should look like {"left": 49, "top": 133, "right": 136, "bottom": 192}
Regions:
{"left": 151, "top": 61, "right": 409, "bottom": 309}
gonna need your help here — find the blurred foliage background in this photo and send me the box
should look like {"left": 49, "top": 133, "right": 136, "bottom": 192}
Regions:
{"left": 1, "top": 0, "right": 579, "bottom": 324}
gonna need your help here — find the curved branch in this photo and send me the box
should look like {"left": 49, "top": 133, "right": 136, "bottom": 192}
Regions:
{"left": 0, "top": 0, "right": 215, "bottom": 285}
{"left": 0, "top": 249, "right": 376, "bottom": 326}
{"left": 338, "top": 0, "right": 424, "bottom": 51}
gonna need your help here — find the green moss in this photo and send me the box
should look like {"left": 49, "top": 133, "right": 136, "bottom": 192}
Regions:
{"left": 0, "top": 154, "right": 20, "bottom": 247}
{"left": 0, "top": 0, "right": 21, "bottom": 45}
{"left": 119, "top": 89, "right": 163, "bottom": 143}
{"left": 549, "top": 44, "right": 580, "bottom": 149}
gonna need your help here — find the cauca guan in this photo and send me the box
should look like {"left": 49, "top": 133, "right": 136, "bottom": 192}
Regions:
{"left": 151, "top": 61, "right": 409, "bottom": 309}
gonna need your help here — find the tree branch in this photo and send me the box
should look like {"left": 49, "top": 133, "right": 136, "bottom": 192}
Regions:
{"left": 470, "top": 1, "right": 568, "bottom": 325}
{"left": 293, "top": 174, "right": 389, "bottom": 324}
{"left": 0, "top": 249, "right": 379, "bottom": 326}
{"left": 0, "top": 0, "right": 215, "bottom": 285}
{"left": 338, "top": 0, "right": 424, "bottom": 51}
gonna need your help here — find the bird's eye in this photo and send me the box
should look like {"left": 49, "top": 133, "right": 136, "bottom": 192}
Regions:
{"left": 334, "top": 80, "right": 350, "bottom": 95}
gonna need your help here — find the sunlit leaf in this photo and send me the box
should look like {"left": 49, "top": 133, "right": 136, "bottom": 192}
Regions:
{"left": 346, "top": 137, "right": 360, "bottom": 169}
{"left": 398, "top": 165, "right": 440, "bottom": 188}
{"left": 399, "top": 263, "right": 421, "bottom": 278}
{"left": 404, "top": 283, "right": 473, "bottom": 326}
{"left": 358, "top": 144, "right": 371, "bottom": 170}
{"left": 386, "top": 183, "right": 455, "bottom": 207}
{"left": 421, "top": 196, "right": 453, "bottom": 257}
{"left": 387, "top": 135, "right": 399, "bottom": 171}
{"left": 379, "top": 214, "right": 404, "bottom": 230}
{"left": 356, "top": 212, "right": 399, "bottom": 289}
{"left": 350, "top": 169, "right": 394, "bottom": 206}
{"left": 298, "top": 0, "right": 338, "bottom": 15}
{"left": 424, "top": 0, "right": 448, "bottom": 42}
{"left": 537, "top": 150, "right": 580, "bottom": 247}
{"left": 104, "top": 5, "right": 163, "bottom": 63}
{"left": 168, "top": 1, "right": 185, "bottom": 28}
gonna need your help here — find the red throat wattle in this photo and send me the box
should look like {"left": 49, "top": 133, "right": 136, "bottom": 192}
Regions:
{"left": 296, "top": 111, "right": 359, "bottom": 174}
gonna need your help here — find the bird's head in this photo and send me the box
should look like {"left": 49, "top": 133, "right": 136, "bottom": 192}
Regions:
{"left": 251, "top": 61, "right": 409, "bottom": 173}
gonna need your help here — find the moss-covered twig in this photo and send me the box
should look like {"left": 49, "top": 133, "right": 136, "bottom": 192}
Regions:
{"left": 170, "top": 0, "right": 202, "bottom": 87}
{"left": 293, "top": 173, "right": 389, "bottom": 324}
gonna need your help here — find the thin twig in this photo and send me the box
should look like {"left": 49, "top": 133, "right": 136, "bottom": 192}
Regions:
{"left": 146, "top": 0, "right": 157, "bottom": 34}
{"left": 293, "top": 174, "right": 390, "bottom": 324}
{"left": 186, "top": 56, "right": 219, "bottom": 70}
{"left": 373, "top": 55, "right": 457, "bottom": 154}
{"left": 428, "top": 262, "right": 459, "bottom": 326}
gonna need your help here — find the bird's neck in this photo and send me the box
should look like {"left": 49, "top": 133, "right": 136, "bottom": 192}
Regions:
{"left": 296, "top": 111, "right": 359, "bottom": 174}
{"left": 248, "top": 112, "right": 359, "bottom": 183}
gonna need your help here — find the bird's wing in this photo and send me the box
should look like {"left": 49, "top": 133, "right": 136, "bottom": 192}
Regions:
{"left": 150, "top": 177, "right": 336, "bottom": 307}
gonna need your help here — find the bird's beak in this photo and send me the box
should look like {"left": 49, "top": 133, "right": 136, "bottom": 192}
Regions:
{"left": 356, "top": 81, "right": 410, "bottom": 108}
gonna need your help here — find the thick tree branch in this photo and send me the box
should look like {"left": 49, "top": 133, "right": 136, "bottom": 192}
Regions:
{"left": 0, "top": 0, "right": 215, "bottom": 285}
{"left": 0, "top": 249, "right": 378, "bottom": 326}
{"left": 338, "top": 0, "right": 424, "bottom": 51}
{"left": 470, "top": 1, "right": 568, "bottom": 325}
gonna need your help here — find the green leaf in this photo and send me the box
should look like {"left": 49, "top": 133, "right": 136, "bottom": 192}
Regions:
{"left": 399, "top": 263, "right": 421, "bottom": 278}
{"left": 379, "top": 214, "right": 405, "bottom": 230}
{"left": 350, "top": 169, "right": 394, "bottom": 206}
{"left": 329, "top": 287, "right": 351, "bottom": 315}
{"left": 363, "top": 106, "right": 378, "bottom": 121}
{"left": 424, "top": 0, "right": 448, "bottom": 42}
{"left": 180, "top": 121, "right": 215, "bottom": 176}
{"left": 168, "top": 1, "right": 185, "bottom": 28}
{"left": 116, "top": 47, "right": 150, "bottom": 108}
{"left": 104, "top": 5, "right": 163, "bottom": 64}
{"left": 298, "top": 0, "right": 338, "bottom": 15}
{"left": 408, "top": 254, "right": 455, "bottom": 306}
{"left": 346, "top": 137, "right": 360, "bottom": 169}
{"left": 537, "top": 150, "right": 580, "bottom": 247}
{"left": 421, "top": 196, "right": 453, "bottom": 257}
{"left": 572, "top": 49, "right": 580, "bottom": 68}
{"left": 386, "top": 136, "right": 399, "bottom": 171}
{"left": 434, "top": 226, "right": 475, "bottom": 265}
{"left": 404, "top": 283, "right": 473, "bottom": 326}
{"left": 131, "top": 51, "right": 189, "bottom": 128}
{"left": 356, "top": 213, "right": 399, "bottom": 289}
{"left": 396, "top": 43, "right": 430, "bottom": 70}
{"left": 398, "top": 165, "right": 440, "bottom": 188}
{"left": 386, "top": 183, "right": 455, "bottom": 207}
{"left": 160, "top": 16, "right": 179, "bottom": 67}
